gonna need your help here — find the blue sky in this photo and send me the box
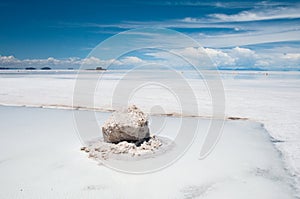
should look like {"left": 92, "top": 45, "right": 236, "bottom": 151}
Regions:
{"left": 0, "top": 0, "right": 300, "bottom": 70}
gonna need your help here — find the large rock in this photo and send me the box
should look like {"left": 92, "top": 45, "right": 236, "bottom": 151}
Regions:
{"left": 102, "top": 105, "right": 150, "bottom": 143}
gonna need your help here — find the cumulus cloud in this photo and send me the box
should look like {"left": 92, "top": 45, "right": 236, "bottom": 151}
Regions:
{"left": 0, "top": 55, "right": 20, "bottom": 67}
{"left": 144, "top": 46, "right": 300, "bottom": 70}
{"left": 175, "top": 47, "right": 258, "bottom": 68}
{"left": 203, "top": 48, "right": 235, "bottom": 66}
{"left": 228, "top": 47, "right": 257, "bottom": 67}
{"left": 1, "top": 47, "right": 300, "bottom": 70}
{"left": 0, "top": 55, "right": 82, "bottom": 69}
{"left": 0, "top": 55, "right": 143, "bottom": 69}
{"left": 119, "top": 56, "right": 145, "bottom": 65}
{"left": 80, "top": 57, "right": 117, "bottom": 68}
{"left": 256, "top": 52, "right": 300, "bottom": 68}
{"left": 205, "top": 47, "right": 300, "bottom": 69}
{"left": 146, "top": 47, "right": 257, "bottom": 69}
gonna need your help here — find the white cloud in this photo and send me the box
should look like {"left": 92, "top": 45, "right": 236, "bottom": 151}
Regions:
{"left": 198, "top": 29, "right": 300, "bottom": 48}
{"left": 282, "top": 53, "right": 300, "bottom": 60}
{"left": 144, "top": 46, "right": 300, "bottom": 70}
{"left": 147, "top": 1, "right": 291, "bottom": 9}
{"left": 228, "top": 47, "right": 257, "bottom": 66}
{"left": 175, "top": 47, "right": 258, "bottom": 68}
{"left": 203, "top": 48, "right": 235, "bottom": 66}
{"left": 60, "top": 3, "right": 300, "bottom": 49}
{"left": 0, "top": 55, "right": 134, "bottom": 69}
{"left": 119, "top": 56, "right": 145, "bottom": 65}
{"left": 0, "top": 55, "right": 20, "bottom": 66}
{"left": 181, "top": 17, "right": 202, "bottom": 23}
{"left": 209, "top": 6, "right": 300, "bottom": 22}
{"left": 80, "top": 57, "right": 117, "bottom": 67}
{"left": 75, "top": 19, "right": 300, "bottom": 49}
{"left": 0, "top": 56, "right": 85, "bottom": 69}
{"left": 1, "top": 46, "right": 300, "bottom": 71}
{"left": 209, "top": 47, "right": 300, "bottom": 69}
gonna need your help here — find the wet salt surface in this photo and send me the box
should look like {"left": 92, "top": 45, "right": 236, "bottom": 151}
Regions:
{"left": 0, "top": 106, "right": 296, "bottom": 199}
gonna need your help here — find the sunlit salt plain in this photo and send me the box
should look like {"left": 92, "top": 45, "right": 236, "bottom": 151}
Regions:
{"left": 0, "top": 70, "right": 300, "bottom": 198}
{"left": 0, "top": 106, "right": 296, "bottom": 198}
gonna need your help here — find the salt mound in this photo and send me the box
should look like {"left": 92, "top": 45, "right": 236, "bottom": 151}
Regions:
{"left": 81, "top": 135, "right": 165, "bottom": 160}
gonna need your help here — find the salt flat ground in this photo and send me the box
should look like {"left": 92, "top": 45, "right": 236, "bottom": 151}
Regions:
{"left": 0, "top": 70, "right": 299, "bottom": 197}
{"left": 0, "top": 106, "right": 295, "bottom": 199}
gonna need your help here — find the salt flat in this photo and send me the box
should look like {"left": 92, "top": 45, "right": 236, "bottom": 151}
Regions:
{"left": 0, "top": 70, "right": 299, "bottom": 197}
{"left": 0, "top": 106, "right": 295, "bottom": 198}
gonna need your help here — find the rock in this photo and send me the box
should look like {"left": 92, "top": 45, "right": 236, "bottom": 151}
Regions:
{"left": 102, "top": 105, "right": 150, "bottom": 143}
{"left": 80, "top": 146, "right": 86, "bottom": 151}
